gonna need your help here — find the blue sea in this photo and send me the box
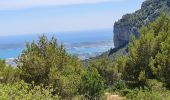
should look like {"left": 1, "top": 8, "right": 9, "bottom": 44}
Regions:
{"left": 0, "top": 29, "right": 114, "bottom": 60}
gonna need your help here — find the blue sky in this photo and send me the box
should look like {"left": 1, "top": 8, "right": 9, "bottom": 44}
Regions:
{"left": 0, "top": 0, "right": 144, "bottom": 36}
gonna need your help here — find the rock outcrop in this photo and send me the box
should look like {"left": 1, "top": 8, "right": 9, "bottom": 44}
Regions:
{"left": 114, "top": 0, "right": 170, "bottom": 48}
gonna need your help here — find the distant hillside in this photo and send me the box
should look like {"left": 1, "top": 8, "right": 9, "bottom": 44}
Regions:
{"left": 114, "top": 0, "right": 170, "bottom": 48}
{"left": 93, "top": 0, "right": 170, "bottom": 60}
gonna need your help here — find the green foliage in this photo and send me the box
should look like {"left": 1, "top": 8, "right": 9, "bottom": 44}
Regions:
{"left": 0, "top": 59, "right": 20, "bottom": 84}
{"left": 112, "top": 80, "right": 127, "bottom": 91}
{"left": 121, "top": 14, "right": 170, "bottom": 87}
{"left": 100, "top": 14, "right": 170, "bottom": 99}
{"left": 145, "top": 79, "right": 166, "bottom": 91}
{"left": 89, "top": 58, "right": 121, "bottom": 86}
{"left": 150, "top": 36, "right": 170, "bottom": 85}
{"left": 16, "top": 35, "right": 83, "bottom": 99}
{"left": 88, "top": 14, "right": 170, "bottom": 99}
{"left": 81, "top": 66, "right": 104, "bottom": 99}
{"left": 0, "top": 13, "right": 170, "bottom": 99}
{"left": 113, "top": 80, "right": 169, "bottom": 100}
{"left": 125, "top": 86, "right": 170, "bottom": 100}
{"left": 0, "top": 81, "right": 59, "bottom": 100}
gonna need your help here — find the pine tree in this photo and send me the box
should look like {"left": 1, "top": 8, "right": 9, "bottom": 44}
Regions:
{"left": 122, "top": 14, "right": 170, "bottom": 86}
{"left": 16, "top": 35, "right": 83, "bottom": 99}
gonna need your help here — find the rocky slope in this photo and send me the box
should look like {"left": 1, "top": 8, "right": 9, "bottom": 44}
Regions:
{"left": 114, "top": 0, "right": 170, "bottom": 48}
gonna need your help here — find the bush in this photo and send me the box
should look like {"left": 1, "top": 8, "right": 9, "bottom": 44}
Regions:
{"left": 16, "top": 35, "right": 83, "bottom": 99}
{"left": 121, "top": 14, "right": 170, "bottom": 87}
{"left": 80, "top": 67, "right": 104, "bottom": 100}
{"left": 0, "top": 81, "right": 59, "bottom": 100}
{"left": 0, "top": 59, "right": 20, "bottom": 84}
{"left": 120, "top": 80, "right": 170, "bottom": 99}
{"left": 112, "top": 80, "right": 127, "bottom": 91}
{"left": 126, "top": 88, "right": 170, "bottom": 100}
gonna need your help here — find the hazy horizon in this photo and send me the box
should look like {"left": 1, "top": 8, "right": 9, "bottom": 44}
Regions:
{"left": 0, "top": 0, "right": 144, "bottom": 36}
{"left": 0, "top": 29, "right": 114, "bottom": 59}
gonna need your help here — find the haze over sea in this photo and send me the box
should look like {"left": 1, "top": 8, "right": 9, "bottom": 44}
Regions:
{"left": 0, "top": 29, "right": 114, "bottom": 60}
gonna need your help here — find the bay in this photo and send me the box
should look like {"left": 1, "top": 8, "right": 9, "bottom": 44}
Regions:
{"left": 0, "top": 29, "right": 114, "bottom": 60}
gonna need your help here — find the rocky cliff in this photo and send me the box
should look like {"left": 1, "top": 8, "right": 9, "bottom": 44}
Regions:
{"left": 114, "top": 0, "right": 170, "bottom": 48}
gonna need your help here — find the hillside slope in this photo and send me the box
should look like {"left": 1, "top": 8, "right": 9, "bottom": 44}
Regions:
{"left": 114, "top": 0, "right": 170, "bottom": 48}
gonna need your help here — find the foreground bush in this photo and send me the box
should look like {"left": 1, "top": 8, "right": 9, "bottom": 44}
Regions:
{"left": 0, "top": 81, "right": 59, "bottom": 100}
{"left": 0, "top": 59, "right": 20, "bottom": 84}
{"left": 80, "top": 66, "right": 104, "bottom": 99}
{"left": 108, "top": 79, "right": 170, "bottom": 100}
{"left": 125, "top": 88, "right": 170, "bottom": 100}
{"left": 16, "top": 35, "right": 83, "bottom": 99}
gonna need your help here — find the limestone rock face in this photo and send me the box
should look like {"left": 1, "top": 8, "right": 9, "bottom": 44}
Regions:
{"left": 113, "top": 0, "right": 170, "bottom": 48}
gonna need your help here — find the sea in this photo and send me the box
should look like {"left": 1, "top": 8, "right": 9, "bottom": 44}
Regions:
{"left": 0, "top": 29, "right": 114, "bottom": 64}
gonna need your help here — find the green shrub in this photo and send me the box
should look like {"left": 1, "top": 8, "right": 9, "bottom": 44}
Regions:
{"left": 126, "top": 88, "right": 170, "bottom": 100}
{"left": 16, "top": 35, "right": 83, "bottom": 99}
{"left": 0, "top": 81, "right": 59, "bottom": 100}
{"left": 0, "top": 59, "right": 20, "bottom": 84}
{"left": 80, "top": 66, "right": 104, "bottom": 100}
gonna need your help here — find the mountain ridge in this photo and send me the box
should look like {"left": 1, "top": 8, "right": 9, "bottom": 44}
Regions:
{"left": 114, "top": 0, "right": 170, "bottom": 48}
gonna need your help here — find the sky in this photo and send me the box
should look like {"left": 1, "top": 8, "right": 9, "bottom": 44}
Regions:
{"left": 0, "top": 0, "right": 144, "bottom": 36}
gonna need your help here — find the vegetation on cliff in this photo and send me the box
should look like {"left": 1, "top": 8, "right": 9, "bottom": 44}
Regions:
{"left": 91, "top": 14, "right": 170, "bottom": 99}
{"left": 114, "top": 0, "right": 170, "bottom": 48}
